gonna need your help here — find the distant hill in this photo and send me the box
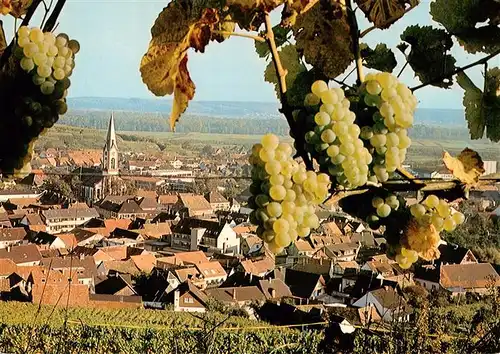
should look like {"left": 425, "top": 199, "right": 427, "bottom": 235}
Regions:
{"left": 67, "top": 96, "right": 466, "bottom": 126}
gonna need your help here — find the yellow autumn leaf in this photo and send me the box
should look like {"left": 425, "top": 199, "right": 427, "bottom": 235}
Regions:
{"left": 226, "top": 0, "right": 284, "bottom": 11}
{"left": 140, "top": 0, "right": 220, "bottom": 131}
{"left": 442, "top": 148, "right": 485, "bottom": 185}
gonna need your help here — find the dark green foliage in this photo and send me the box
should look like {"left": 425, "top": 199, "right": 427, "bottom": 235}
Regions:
{"left": 400, "top": 25, "right": 456, "bottom": 88}
{"left": 360, "top": 43, "right": 397, "bottom": 73}
{"left": 430, "top": 0, "right": 500, "bottom": 54}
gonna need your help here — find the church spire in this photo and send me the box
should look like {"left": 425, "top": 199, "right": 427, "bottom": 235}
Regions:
{"left": 106, "top": 111, "right": 117, "bottom": 149}
{"left": 102, "top": 112, "right": 119, "bottom": 175}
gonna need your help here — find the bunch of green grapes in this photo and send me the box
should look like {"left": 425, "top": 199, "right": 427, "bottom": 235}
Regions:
{"left": 17, "top": 26, "right": 78, "bottom": 96}
{"left": 0, "top": 26, "right": 79, "bottom": 178}
{"left": 304, "top": 80, "right": 372, "bottom": 188}
{"left": 359, "top": 72, "right": 417, "bottom": 182}
{"left": 248, "top": 134, "right": 330, "bottom": 254}
{"left": 388, "top": 195, "right": 466, "bottom": 269}
{"left": 410, "top": 195, "right": 465, "bottom": 233}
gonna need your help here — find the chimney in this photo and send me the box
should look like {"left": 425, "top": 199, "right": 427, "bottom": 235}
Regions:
{"left": 6, "top": 246, "right": 11, "bottom": 252}
{"left": 271, "top": 288, "right": 276, "bottom": 298}
{"left": 232, "top": 288, "right": 237, "bottom": 300}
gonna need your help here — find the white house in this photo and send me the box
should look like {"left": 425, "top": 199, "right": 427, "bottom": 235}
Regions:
{"left": 42, "top": 208, "right": 99, "bottom": 234}
{"left": 352, "top": 287, "right": 411, "bottom": 322}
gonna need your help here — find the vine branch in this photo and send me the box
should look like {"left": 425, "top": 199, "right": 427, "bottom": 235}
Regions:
{"left": 411, "top": 48, "right": 500, "bottom": 91}
{"left": 346, "top": 0, "right": 364, "bottom": 84}
{"left": 42, "top": 0, "right": 66, "bottom": 32}
{"left": 264, "top": 12, "right": 313, "bottom": 169}
{"left": 212, "top": 30, "right": 265, "bottom": 42}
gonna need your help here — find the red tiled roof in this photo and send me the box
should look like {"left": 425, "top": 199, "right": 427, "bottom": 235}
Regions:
{"left": 440, "top": 263, "right": 500, "bottom": 289}
{"left": 130, "top": 254, "right": 156, "bottom": 273}
{"left": 195, "top": 261, "right": 227, "bottom": 279}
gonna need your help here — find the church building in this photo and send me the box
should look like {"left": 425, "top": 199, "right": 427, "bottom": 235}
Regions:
{"left": 77, "top": 113, "right": 122, "bottom": 205}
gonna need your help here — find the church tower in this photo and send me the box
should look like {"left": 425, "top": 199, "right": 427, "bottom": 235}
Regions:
{"left": 102, "top": 112, "right": 119, "bottom": 175}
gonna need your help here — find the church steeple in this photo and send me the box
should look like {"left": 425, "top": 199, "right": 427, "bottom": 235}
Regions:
{"left": 102, "top": 112, "right": 119, "bottom": 175}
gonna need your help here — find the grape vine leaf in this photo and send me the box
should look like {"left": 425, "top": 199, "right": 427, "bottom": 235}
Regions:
{"left": 0, "top": 21, "right": 6, "bottom": 57}
{"left": 360, "top": 43, "right": 397, "bottom": 73}
{"left": 140, "top": 0, "right": 222, "bottom": 130}
{"left": 457, "top": 71, "right": 500, "bottom": 142}
{"left": 355, "top": 0, "right": 419, "bottom": 29}
{"left": 430, "top": 0, "right": 500, "bottom": 54}
{"left": 292, "top": 1, "right": 353, "bottom": 79}
{"left": 255, "top": 25, "right": 290, "bottom": 58}
{"left": 401, "top": 25, "right": 456, "bottom": 88}
{"left": 443, "top": 148, "right": 485, "bottom": 185}
{"left": 264, "top": 44, "right": 306, "bottom": 104}
{"left": 213, "top": 15, "right": 236, "bottom": 43}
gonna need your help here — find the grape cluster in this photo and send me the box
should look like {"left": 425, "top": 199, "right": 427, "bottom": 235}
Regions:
{"left": 389, "top": 195, "right": 465, "bottom": 269}
{"left": 410, "top": 195, "right": 465, "bottom": 233}
{"left": 17, "top": 26, "right": 78, "bottom": 95}
{"left": 359, "top": 72, "right": 417, "bottom": 182}
{"left": 248, "top": 134, "right": 330, "bottom": 254}
{"left": 304, "top": 81, "right": 372, "bottom": 188}
{"left": 0, "top": 27, "right": 79, "bottom": 178}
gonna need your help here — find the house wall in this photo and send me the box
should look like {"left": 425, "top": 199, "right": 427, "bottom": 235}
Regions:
{"left": 173, "top": 290, "right": 205, "bottom": 312}
{"left": 45, "top": 216, "right": 95, "bottom": 234}
{"left": 216, "top": 224, "right": 240, "bottom": 254}
{"left": 0, "top": 240, "right": 23, "bottom": 249}
{"left": 49, "top": 238, "right": 67, "bottom": 249}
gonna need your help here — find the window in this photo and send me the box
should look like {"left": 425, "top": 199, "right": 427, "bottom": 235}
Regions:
{"left": 184, "top": 296, "right": 194, "bottom": 304}
{"left": 111, "top": 157, "right": 116, "bottom": 169}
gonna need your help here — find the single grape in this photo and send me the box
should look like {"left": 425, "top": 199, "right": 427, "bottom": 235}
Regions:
{"left": 376, "top": 203, "right": 391, "bottom": 218}
{"left": 48, "top": 45, "right": 58, "bottom": 57}
{"left": 443, "top": 217, "right": 456, "bottom": 232}
{"left": 437, "top": 201, "right": 450, "bottom": 218}
{"left": 23, "top": 43, "right": 39, "bottom": 58}
{"left": 365, "top": 80, "right": 382, "bottom": 95}
{"left": 320, "top": 90, "right": 338, "bottom": 105}
{"left": 18, "top": 26, "right": 30, "bottom": 38}
{"left": 269, "top": 185, "right": 286, "bottom": 201}
{"left": 410, "top": 203, "right": 426, "bottom": 218}
{"left": 420, "top": 196, "right": 438, "bottom": 211}
{"left": 20, "top": 57, "right": 35, "bottom": 72}
{"left": 431, "top": 214, "right": 444, "bottom": 230}
{"left": 32, "top": 74, "right": 45, "bottom": 85}
{"left": 36, "top": 65, "right": 52, "bottom": 78}
{"left": 53, "top": 56, "right": 66, "bottom": 69}
{"left": 267, "top": 202, "right": 283, "bottom": 218}
{"left": 255, "top": 194, "right": 270, "bottom": 208}
{"left": 40, "top": 81, "right": 55, "bottom": 95}
{"left": 33, "top": 52, "right": 48, "bottom": 66}
{"left": 452, "top": 212, "right": 465, "bottom": 225}
{"left": 311, "top": 80, "right": 328, "bottom": 97}
{"left": 261, "top": 134, "right": 279, "bottom": 150}
{"left": 68, "top": 39, "right": 80, "bottom": 54}
{"left": 17, "top": 36, "right": 31, "bottom": 48}
{"left": 29, "top": 28, "right": 45, "bottom": 43}
{"left": 315, "top": 112, "right": 331, "bottom": 126}
{"left": 304, "top": 93, "right": 320, "bottom": 106}
{"left": 265, "top": 161, "right": 281, "bottom": 175}
{"left": 297, "top": 226, "right": 311, "bottom": 238}
{"left": 275, "top": 232, "right": 291, "bottom": 248}
{"left": 321, "top": 129, "right": 336, "bottom": 144}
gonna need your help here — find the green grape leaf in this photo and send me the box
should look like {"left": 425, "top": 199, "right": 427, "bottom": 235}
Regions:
{"left": 286, "top": 68, "right": 326, "bottom": 107}
{"left": 360, "top": 43, "right": 397, "bottom": 73}
{"left": 457, "top": 70, "right": 500, "bottom": 142}
{"left": 0, "top": 20, "right": 6, "bottom": 57}
{"left": 430, "top": 0, "right": 500, "bottom": 54}
{"left": 264, "top": 44, "right": 306, "bottom": 103}
{"left": 281, "top": 0, "right": 319, "bottom": 27}
{"left": 140, "top": 0, "right": 222, "bottom": 130}
{"left": 292, "top": 1, "right": 354, "bottom": 79}
{"left": 355, "top": 0, "right": 420, "bottom": 29}
{"left": 255, "top": 25, "right": 290, "bottom": 58}
{"left": 401, "top": 25, "right": 456, "bottom": 88}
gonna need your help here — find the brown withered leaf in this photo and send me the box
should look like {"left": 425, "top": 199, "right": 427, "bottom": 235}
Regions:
{"left": 140, "top": 0, "right": 221, "bottom": 130}
{"left": 443, "top": 148, "right": 485, "bottom": 185}
{"left": 292, "top": 1, "right": 353, "bottom": 79}
{"left": 355, "top": 0, "right": 419, "bottom": 29}
{"left": 10, "top": 0, "right": 32, "bottom": 18}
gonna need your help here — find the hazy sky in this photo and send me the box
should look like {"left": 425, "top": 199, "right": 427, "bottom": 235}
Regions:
{"left": 3, "top": 0, "right": 499, "bottom": 108}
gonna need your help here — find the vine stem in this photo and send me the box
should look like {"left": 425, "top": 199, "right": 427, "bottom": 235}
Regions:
{"left": 212, "top": 30, "right": 265, "bottom": 42}
{"left": 346, "top": 0, "right": 364, "bottom": 84}
{"left": 42, "top": 0, "right": 66, "bottom": 32}
{"left": 411, "top": 48, "right": 500, "bottom": 91}
{"left": 264, "top": 12, "right": 312, "bottom": 169}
